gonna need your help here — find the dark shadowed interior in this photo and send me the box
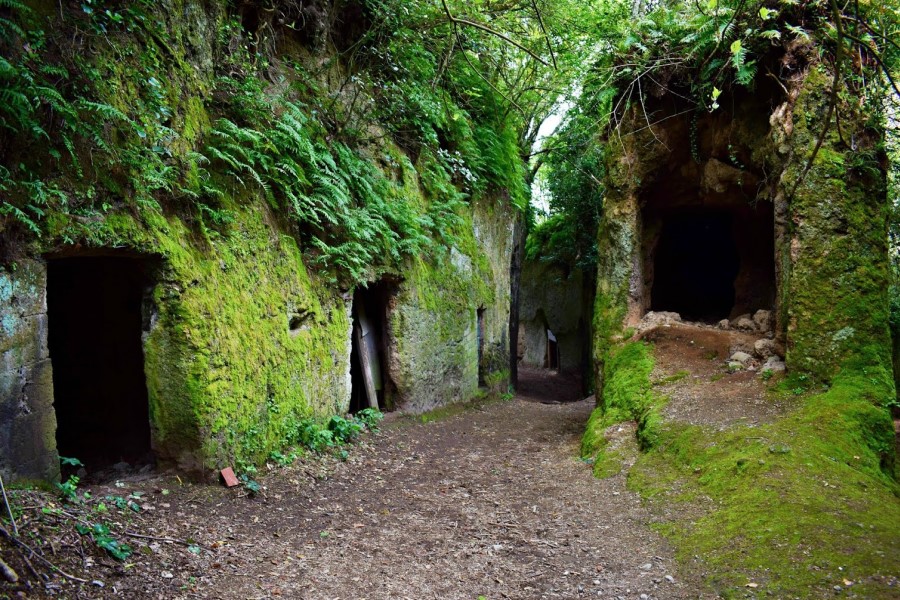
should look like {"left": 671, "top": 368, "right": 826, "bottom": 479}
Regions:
{"left": 651, "top": 212, "right": 740, "bottom": 321}
{"left": 642, "top": 198, "right": 776, "bottom": 322}
{"left": 48, "top": 256, "right": 154, "bottom": 471}
{"left": 349, "top": 281, "right": 394, "bottom": 413}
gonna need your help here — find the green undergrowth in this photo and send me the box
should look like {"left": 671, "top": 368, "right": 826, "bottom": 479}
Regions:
{"left": 581, "top": 341, "right": 666, "bottom": 477}
{"left": 0, "top": 1, "right": 527, "bottom": 286}
{"left": 628, "top": 369, "right": 900, "bottom": 598}
{"left": 654, "top": 369, "right": 690, "bottom": 386}
{"left": 259, "top": 409, "right": 382, "bottom": 467}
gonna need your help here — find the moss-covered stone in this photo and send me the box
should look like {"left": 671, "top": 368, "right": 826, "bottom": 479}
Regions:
{"left": 590, "top": 53, "right": 898, "bottom": 598}
{"left": 43, "top": 204, "right": 352, "bottom": 473}
{"left": 388, "top": 194, "right": 514, "bottom": 413}
{"left": 0, "top": 0, "right": 523, "bottom": 481}
{"left": 777, "top": 68, "right": 893, "bottom": 384}
{"left": 581, "top": 341, "right": 665, "bottom": 475}
{"left": 629, "top": 370, "right": 899, "bottom": 597}
{"left": 0, "top": 261, "right": 59, "bottom": 482}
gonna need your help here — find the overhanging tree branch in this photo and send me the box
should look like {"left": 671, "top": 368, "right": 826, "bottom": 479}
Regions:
{"left": 449, "top": 20, "right": 525, "bottom": 115}
{"left": 787, "top": 0, "right": 844, "bottom": 201}
{"left": 530, "top": 0, "right": 558, "bottom": 70}
{"left": 440, "top": 0, "right": 551, "bottom": 67}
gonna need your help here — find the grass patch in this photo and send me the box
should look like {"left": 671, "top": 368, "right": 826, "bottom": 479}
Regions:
{"left": 592, "top": 447, "right": 626, "bottom": 478}
{"left": 654, "top": 369, "right": 691, "bottom": 386}
{"left": 582, "top": 341, "right": 667, "bottom": 476}
{"left": 628, "top": 370, "right": 900, "bottom": 598}
{"left": 416, "top": 402, "right": 471, "bottom": 424}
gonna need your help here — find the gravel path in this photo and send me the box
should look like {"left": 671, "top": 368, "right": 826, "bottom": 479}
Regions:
{"left": 644, "top": 324, "right": 787, "bottom": 429}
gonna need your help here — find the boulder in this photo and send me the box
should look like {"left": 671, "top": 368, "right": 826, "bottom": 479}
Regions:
{"left": 730, "top": 341, "right": 753, "bottom": 356}
{"left": 639, "top": 311, "right": 682, "bottom": 332}
{"left": 735, "top": 317, "right": 757, "bottom": 331}
{"left": 753, "top": 338, "right": 778, "bottom": 359}
{"left": 763, "top": 356, "right": 786, "bottom": 372}
{"left": 753, "top": 309, "right": 773, "bottom": 332}
{"left": 729, "top": 351, "right": 753, "bottom": 365}
{"left": 717, "top": 319, "right": 730, "bottom": 330}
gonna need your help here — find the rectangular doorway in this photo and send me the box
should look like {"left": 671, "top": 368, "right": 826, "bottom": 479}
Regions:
{"left": 47, "top": 255, "right": 155, "bottom": 474}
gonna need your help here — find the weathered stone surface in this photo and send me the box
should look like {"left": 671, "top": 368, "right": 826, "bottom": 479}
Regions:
{"left": 753, "top": 338, "right": 778, "bottom": 359}
{"left": 763, "top": 356, "right": 786, "bottom": 372}
{"left": 729, "top": 351, "right": 753, "bottom": 365}
{"left": 387, "top": 196, "right": 514, "bottom": 413}
{"left": 717, "top": 319, "right": 730, "bottom": 330}
{"left": 777, "top": 68, "right": 891, "bottom": 381}
{"left": 641, "top": 311, "right": 682, "bottom": 327}
{"left": 734, "top": 317, "right": 757, "bottom": 331}
{"left": 753, "top": 310, "right": 773, "bottom": 332}
{"left": 0, "top": 261, "right": 59, "bottom": 483}
{"left": 730, "top": 341, "right": 753, "bottom": 356}
{"left": 519, "top": 260, "right": 590, "bottom": 371}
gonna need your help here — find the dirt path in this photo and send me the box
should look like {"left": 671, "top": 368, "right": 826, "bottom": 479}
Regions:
{"left": 3, "top": 370, "right": 710, "bottom": 600}
{"left": 215, "top": 392, "right": 697, "bottom": 599}
{"left": 643, "top": 324, "right": 787, "bottom": 428}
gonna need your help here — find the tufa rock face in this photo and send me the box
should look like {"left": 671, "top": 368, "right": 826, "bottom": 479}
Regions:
{"left": 753, "top": 338, "right": 779, "bottom": 359}
{"left": 0, "top": 261, "right": 59, "bottom": 483}
{"left": 519, "top": 259, "right": 591, "bottom": 372}
{"left": 594, "top": 62, "right": 891, "bottom": 394}
{"left": 385, "top": 196, "right": 515, "bottom": 413}
{"left": 753, "top": 310, "right": 773, "bottom": 333}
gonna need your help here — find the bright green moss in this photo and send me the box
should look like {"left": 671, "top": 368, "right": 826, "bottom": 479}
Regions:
{"left": 629, "top": 367, "right": 899, "bottom": 597}
{"left": 581, "top": 341, "right": 666, "bottom": 476}
{"left": 60, "top": 204, "right": 351, "bottom": 472}
{"left": 781, "top": 68, "right": 892, "bottom": 385}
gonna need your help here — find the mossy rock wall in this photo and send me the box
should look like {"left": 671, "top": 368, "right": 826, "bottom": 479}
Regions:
{"left": 388, "top": 195, "right": 514, "bottom": 412}
{"left": 594, "top": 63, "right": 892, "bottom": 391}
{"left": 0, "top": 1, "right": 520, "bottom": 479}
{"left": 129, "top": 209, "right": 353, "bottom": 473}
{"left": 592, "top": 113, "right": 670, "bottom": 394}
{"left": 2, "top": 186, "right": 516, "bottom": 480}
{"left": 774, "top": 68, "right": 892, "bottom": 381}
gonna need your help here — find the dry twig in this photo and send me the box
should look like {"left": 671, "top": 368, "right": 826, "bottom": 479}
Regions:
{"left": 0, "top": 524, "right": 88, "bottom": 584}
{"left": 0, "top": 474, "right": 17, "bottom": 536}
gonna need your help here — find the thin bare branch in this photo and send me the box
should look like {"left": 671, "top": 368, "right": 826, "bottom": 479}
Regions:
{"left": 450, "top": 21, "right": 525, "bottom": 115}
{"left": 0, "top": 525, "right": 88, "bottom": 584}
{"left": 440, "top": 0, "right": 550, "bottom": 66}
{"left": 788, "top": 0, "right": 844, "bottom": 201}
{"left": 530, "top": 0, "right": 558, "bottom": 70}
{"left": 841, "top": 31, "right": 900, "bottom": 99}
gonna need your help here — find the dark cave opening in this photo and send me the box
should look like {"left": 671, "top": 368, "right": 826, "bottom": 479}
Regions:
{"left": 650, "top": 212, "right": 740, "bottom": 322}
{"left": 349, "top": 281, "right": 394, "bottom": 413}
{"left": 646, "top": 199, "right": 776, "bottom": 323}
{"left": 47, "top": 256, "right": 156, "bottom": 472}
